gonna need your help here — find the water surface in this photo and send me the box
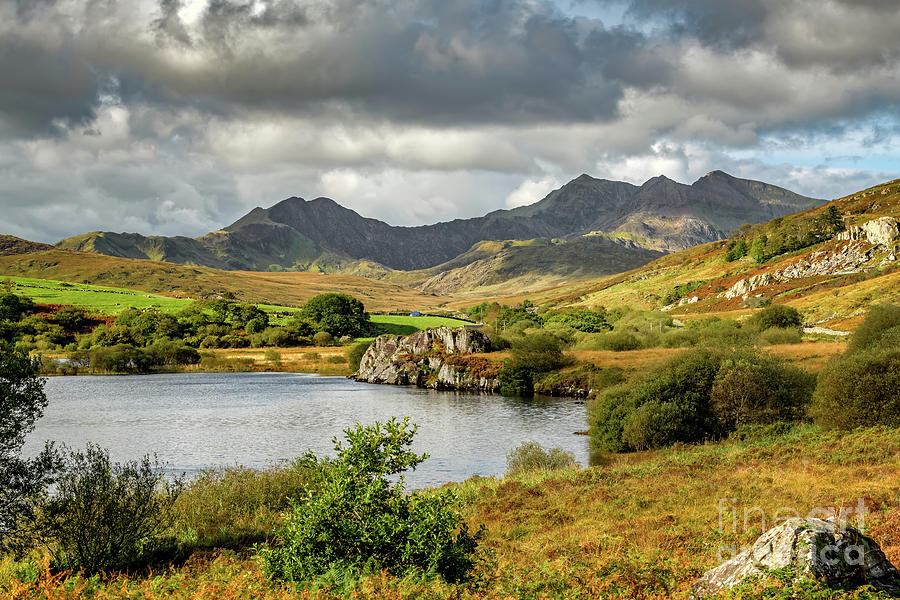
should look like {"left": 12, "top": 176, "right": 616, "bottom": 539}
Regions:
{"left": 25, "top": 372, "right": 589, "bottom": 488}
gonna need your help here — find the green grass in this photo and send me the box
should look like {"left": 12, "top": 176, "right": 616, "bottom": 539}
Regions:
{"left": 4, "top": 277, "right": 473, "bottom": 338}
{"left": 3, "top": 276, "right": 193, "bottom": 314}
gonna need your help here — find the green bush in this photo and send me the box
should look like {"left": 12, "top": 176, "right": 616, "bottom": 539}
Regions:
{"left": 258, "top": 418, "right": 482, "bottom": 584}
{"left": 847, "top": 304, "right": 900, "bottom": 353}
{"left": 747, "top": 305, "right": 802, "bottom": 331}
{"left": 264, "top": 348, "right": 282, "bottom": 364}
{"left": 498, "top": 333, "right": 566, "bottom": 396}
{"left": 312, "top": 331, "right": 334, "bottom": 346}
{"left": 589, "top": 348, "right": 814, "bottom": 452}
{"left": 36, "top": 445, "right": 181, "bottom": 574}
{"left": 709, "top": 356, "right": 814, "bottom": 432}
{"left": 345, "top": 340, "right": 373, "bottom": 371}
{"left": 811, "top": 348, "right": 900, "bottom": 430}
{"left": 542, "top": 309, "right": 610, "bottom": 332}
{"left": 505, "top": 441, "right": 577, "bottom": 476}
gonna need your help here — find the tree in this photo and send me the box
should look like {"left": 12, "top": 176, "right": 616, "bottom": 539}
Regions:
{"left": 749, "top": 235, "right": 768, "bottom": 263}
{"left": 0, "top": 347, "right": 60, "bottom": 551}
{"left": 298, "top": 293, "right": 369, "bottom": 337}
{"left": 0, "top": 294, "right": 35, "bottom": 322}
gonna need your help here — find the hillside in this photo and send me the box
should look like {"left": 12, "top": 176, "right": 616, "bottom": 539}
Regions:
{"left": 403, "top": 236, "right": 664, "bottom": 295}
{"left": 0, "top": 249, "right": 455, "bottom": 312}
{"left": 56, "top": 171, "right": 822, "bottom": 273}
{"left": 484, "top": 178, "right": 900, "bottom": 329}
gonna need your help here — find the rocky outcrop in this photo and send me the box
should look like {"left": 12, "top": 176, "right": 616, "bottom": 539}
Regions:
{"left": 354, "top": 327, "right": 500, "bottom": 392}
{"left": 775, "top": 242, "right": 874, "bottom": 279}
{"left": 719, "top": 217, "right": 900, "bottom": 301}
{"left": 837, "top": 216, "right": 900, "bottom": 246}
{"left": 692, "top": 518, "right": 900, "bottom": 597}
{"left": 723, "top": 272, "right": 775, "bottom": 300}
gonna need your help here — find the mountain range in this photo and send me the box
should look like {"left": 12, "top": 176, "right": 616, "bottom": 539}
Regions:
{"left": 55, "top": 170, "right": 823, "bottom": 290}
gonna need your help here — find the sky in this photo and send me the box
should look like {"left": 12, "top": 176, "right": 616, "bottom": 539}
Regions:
{"left": 1, "top": 0, "right": 899, "bottom": 243}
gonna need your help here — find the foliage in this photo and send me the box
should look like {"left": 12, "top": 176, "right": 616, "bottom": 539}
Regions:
{"left": 0, "top": 294, "right": 35, "bottom": 322}
{"left": 258, "top": 418, "right": 482, "bottom": 584}
{"left": 589, "top": 348, "right": 815, "bottom": 452}
{"left": 312, "top": 331, "right": 334, "bottom": 346}
{"left": 493, "top": 305, "right": 539, "bottom": 331}
{"left": 749, "top": 235, "right": 768, "bottom": 263}
{"left": 35, "top": 444, "right": 182, "bottom": 574}
{"left": 345, "top": 340, "right": 373, "bottom": 371}
{"left": 542, "top": 309, "right": 611, "bottom": 332}
{"left": 848, "top": 304, "right": 900, "bottom": 354}
{"left": 498, "top": 333, "right": 566, "bottom": 396}
{"left": 811, "top": 347, "right": 900, "bottom": 430}
{"left": 505, "top": 441, "right": 577, "bottom": 476}
{"left": 0, "top": 347, "right": 60, "bottom": 552}
{"left": 298, "top": 293, "right": 369, "bottom": 337}
{"left": 748, "top": 305, "right": 803, "bottom": 331}
{"left": 725, "top": 239, "right": 748, "bottom": 261}
{"left": 757, "top": 326, "right": 803, "bottom": 345}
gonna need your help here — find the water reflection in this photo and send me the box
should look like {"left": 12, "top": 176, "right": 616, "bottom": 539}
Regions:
{"left": 24, "top": 372, "right": 590, "bottom": 489}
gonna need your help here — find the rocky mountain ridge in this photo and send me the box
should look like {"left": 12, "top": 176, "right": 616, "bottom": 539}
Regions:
{"left": 56, "top": 171, "right": 822, "bottom": 277}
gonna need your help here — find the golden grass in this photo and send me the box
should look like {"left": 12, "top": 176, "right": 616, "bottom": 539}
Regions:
{"left": 210, "top": 346, "right": 352, "bottom": 376}
{"left": 5, "top": 427, "right": 900, "bottom": 598}
{"left": 0, "top": 249, "right": 458, "bottom": 312}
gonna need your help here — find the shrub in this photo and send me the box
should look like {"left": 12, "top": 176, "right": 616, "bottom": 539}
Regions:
{"left": 847, "top": 304, "right": 900, "bottom": 353}
{"left": 264, "top": 348, "right": 282, "bottom": 364}
{"left": 312, "top": 331, "right": 334, "bottom": 346}
{"left": 542, "top": 309, "right": 610, "bottom": 332}
{"left": 811, "top": 348, "right": 900, "bottom": 430}
{"left": 36, "top": 445, "right": 182, "bottom": 574}
{"left": 589, "top": 348, "right": 814, "bottom": 452}
{"left": 506, "top": 441, "right": 577, "bottom": 476}
{"left": 498, "top": 333, "right": 566, "bottom": 396}
{"left": 748, "top": 305, "right": 802, "bottom": 331}
{"left": 258, "top": 418, "right": 482, "bottom": 584}
{"left": 709, "top": 356, "right": 814, "bottom": 431}
{"left": 345, "top": 340, "right": 373, "bottom": 372}
{"left": 578, "top": 331, "right": 641, "bottom": 351}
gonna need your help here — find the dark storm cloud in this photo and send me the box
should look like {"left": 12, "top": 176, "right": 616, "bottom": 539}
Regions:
{"left": 0, "top": 0, "right": 643, "bottom": 134}
{"left": 615, "top": 0, "right": 900, "bottom": 71}
{"left": 0, "top": 0, "right": 898, "bottom": 242}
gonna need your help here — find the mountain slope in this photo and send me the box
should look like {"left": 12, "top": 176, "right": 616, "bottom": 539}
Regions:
{"left": 55, "top": 171, "right": 822, "bottom": 273}
{"left": 492, "top": 178, "right": 900, "bottom": 329}
{"left": 401, "top": 237, "right": 664, "bottom": 295}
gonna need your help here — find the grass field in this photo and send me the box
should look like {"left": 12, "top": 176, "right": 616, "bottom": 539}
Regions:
{"left": 3, "top": 276, "right": 193, "bottom": 314}
{"left": 3, "top": 276, "right": 473, "bottom": 346}
{"left": 0, "top": 249, "right": 457, "bottom": 312}
{"left": 3, "top": 425, "right": 900, "bottom": 599}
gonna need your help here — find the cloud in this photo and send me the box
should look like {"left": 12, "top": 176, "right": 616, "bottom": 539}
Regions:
{"left": 0, "top": 0, "right": 898, "bottom": 243}
{"left": 505, "top": 176, "right": 563, "bottom": 208}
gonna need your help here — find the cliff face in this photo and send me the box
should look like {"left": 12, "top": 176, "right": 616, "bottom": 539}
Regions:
{"left": 354, "top": 327, "right": 501, "bottom": 393}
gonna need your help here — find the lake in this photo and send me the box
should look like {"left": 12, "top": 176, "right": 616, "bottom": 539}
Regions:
{"left": 24, "top": 372, "right": 590, "bottom": 489}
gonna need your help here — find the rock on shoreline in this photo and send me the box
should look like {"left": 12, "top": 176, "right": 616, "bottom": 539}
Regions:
{"left": 353, "top": 327, "right": 502, "bottom": 393}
